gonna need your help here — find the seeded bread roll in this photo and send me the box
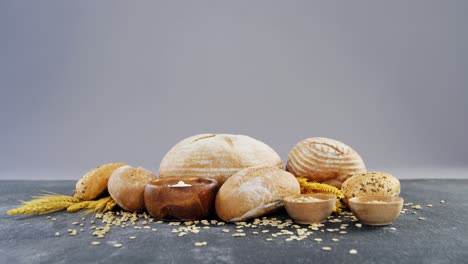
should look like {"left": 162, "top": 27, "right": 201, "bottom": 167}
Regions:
{"left": 159, "top": 134, "right": 283, "bottom": 185}
{"left": 74, "top": 162, "right": 126, "bottom": 200}
{"left": 215, "top": 166, "right": 300, "bottom": 222}
{"left": 108, "top": 165, "right": 157, "bottom": 212}
{"left": 286, "top": 137, "right": 367, "bottom": 188}
{"left": 341, "top": 172, "right": 400, "bottom": 205}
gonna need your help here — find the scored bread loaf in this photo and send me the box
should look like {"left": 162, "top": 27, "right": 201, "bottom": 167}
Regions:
{"left": 159, "top": 134, "right": 283, "bottom": 184}
{"left": 215, "top": 166, "right": 300, "bottom": 222}
{"left": 341, "top": 171, "right": 400, "bottom": 204}
{"left": 74, "top": 162, "right": 126, "bottom": 200}
{"left": 286, "top": 137, "right": 366, "bottom": 188}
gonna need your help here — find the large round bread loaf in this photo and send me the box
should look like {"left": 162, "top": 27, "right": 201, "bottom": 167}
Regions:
{"left": 286, "top": 137, "right": 366, "bottom": 188}
{"left": 215, "top": 166, "right": 300, "bottom": 222}
{"left": 341, "top": 171, "right": 400, "bottom": 205}
{"left": 159, "top": 134, "right": 283, "bottom": 184}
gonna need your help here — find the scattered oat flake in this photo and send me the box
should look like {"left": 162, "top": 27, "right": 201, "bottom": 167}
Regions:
{"left": 113, "top": 243, "right": 123, "bottom": 248}
{"left": 355, "top": 223, "right": 362, "bottom": 228}
{"left": 54, "top": 232, "right": 60, "bottom": 237}
{"left": 322, "top": 247, "right": 332, "bottom": 251}
{"left": 314, "top": 238, "right": 323, "bottom": 242}
{"left": 440, "top": 200, "right": 445, "bottom": 203}
{"left": 91, "top": 241, "right": 101, "bottom": 245}
{"left": 427, "top": 204, "right": 433, "bottom": 207}
{"left": 419, "top": 217, "right": 426, "bottom": 220}
{"left": 332, "top": 238, "right": 339, "bottom": 242}
{"left": 129, "top": 236, "right": 136, "bottom": 240}
{"left": 194, "top": 242, "right": 207, "bottom": 247}
{"left": 349, "top": 249, "right": 358, "bottom": 254}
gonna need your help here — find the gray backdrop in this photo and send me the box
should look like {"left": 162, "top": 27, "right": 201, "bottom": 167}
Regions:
{"left": 1, "top": 1, "right": 467, "bottom": 180}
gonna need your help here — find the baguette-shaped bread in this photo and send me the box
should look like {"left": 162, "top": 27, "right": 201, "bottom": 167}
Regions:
{"left": 74, "top": 162, "right": 126, "bottom": 200}
{"left": 215, "top": 166, "right": 300, "bottom": 222}
{"left": 341, "top": 172, "right": 400, "bottom": 204}
{"left": 286, "top": 137, "right": 366, "bottom": 188}
{"left": 159, "top": 134, "right": 283, "bottom": 184}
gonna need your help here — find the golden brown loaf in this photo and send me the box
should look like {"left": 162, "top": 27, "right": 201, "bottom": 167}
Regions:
{"left": 341, "top": 171, "right": 400, "bottom": 204}
{"left": 107, "top": 165, "right": 157, "bottom": 212}
{"left": 215, "top": 166, "right": 300, "bottom": 222}
{"left": 159, "top": 134, "right": 283, "bottom": 184}
{"left": 74, "top": 162, "right": 126, "bottom": 200}
{"left": 286, "top": 137, "right": 366, "bottom": 188}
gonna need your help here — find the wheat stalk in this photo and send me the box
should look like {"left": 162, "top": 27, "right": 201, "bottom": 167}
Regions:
{"left": 297, "top": 177, "right": 344, "bottom": 198}
{"left": 297, "top": 177, "right": 345, "bottom": 214}
{"left": 66, "top": 201, "right": 92, "bottom": 212}
{"left": 7, "top": 193, "right": 117, "bottom": 215}
{"left": 7, "top": 202, "right": 76, "bottom": 215}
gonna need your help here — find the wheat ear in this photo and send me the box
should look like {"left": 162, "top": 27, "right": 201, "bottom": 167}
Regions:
{"left": 297, "top": 177, "right": 345, "bottom": 214}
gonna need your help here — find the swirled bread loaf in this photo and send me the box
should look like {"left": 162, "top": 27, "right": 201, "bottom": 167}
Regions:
{"left": 286, "top": 137, "right": 366, "bottom": 188}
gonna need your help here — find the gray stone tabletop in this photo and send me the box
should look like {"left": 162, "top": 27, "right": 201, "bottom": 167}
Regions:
{"left": 1, "top": 179, "right": 467, "bottom": 264}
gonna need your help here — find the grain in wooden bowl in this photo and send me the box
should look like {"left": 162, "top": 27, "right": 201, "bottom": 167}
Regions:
{"left": 284, "top": 193, "right": 336, "bottom": 224}
{"left": 348, "top": 196, "right": 403, "bottom": 226}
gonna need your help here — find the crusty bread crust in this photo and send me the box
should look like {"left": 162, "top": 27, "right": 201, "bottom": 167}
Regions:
{"left": 286, "top": 137, "right": 366, "bottom": 188}
{"left": 341, "top": 171, "right": 401, "bottom": 204}
{"left": 108, "top": 165, "right": 157, "bottom": 212}
{"left": 215, "top": 166, "right": 300, "bottom": 222}
{"left": 159, "top": 134, "right": 283, "bottom": 185}
{"left": 74, "top": 162, "right": 126, "bottom": 200}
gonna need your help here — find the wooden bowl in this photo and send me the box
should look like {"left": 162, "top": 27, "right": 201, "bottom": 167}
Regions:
{"left": 284, "top": 193, "right": 336, "bottom": 224}
{"left": 144, "top": 177, "right": 219, "bottom": 221}
{"left": 348, "top": 196, "right": 404, "bottom": 226}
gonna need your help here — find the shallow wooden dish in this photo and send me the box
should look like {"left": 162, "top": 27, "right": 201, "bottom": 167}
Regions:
{"left": 144, "top": 176, "right": 219, "bottom": 221}
{"left": 348, "top": 196, "right": 404, "bottom": 226}
{"left": 284, "top": 193, "right": 336, "bottom": 224}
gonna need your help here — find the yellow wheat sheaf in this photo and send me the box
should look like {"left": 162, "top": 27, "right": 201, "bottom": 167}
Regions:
{"left": 7, "top": 193, "right": 116, "bottom": 215}
{"left": 297, "top": 177, "right": 345, "bottom": 214}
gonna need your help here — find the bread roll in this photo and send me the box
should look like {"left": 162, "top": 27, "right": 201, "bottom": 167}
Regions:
{"left": 341, "top": 172, "right": 400, "bottom": 205}
{"left": 286, "top": 137, "right": 366, "bottom": 188}
{"left": 159, "top": 134, "right": 283, "bottom": 184}
{"left": 74, "top": 162, "right": 126, "bottom": 200}
{"left": 108, "top": 165, "right": 157, "bottom": 212}
{"left": 215, "top": 166, "right": 300, "bottom": 222}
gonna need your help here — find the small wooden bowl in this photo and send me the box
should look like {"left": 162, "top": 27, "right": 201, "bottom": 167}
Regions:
{"left": 284, "top": 193, "right": 336, "bottom": 224}
{"left": 144, "top": 177, "right": 219, "bottom": 221}
{"left": 348, "top": 196, "right": 404, "bottom": 226}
